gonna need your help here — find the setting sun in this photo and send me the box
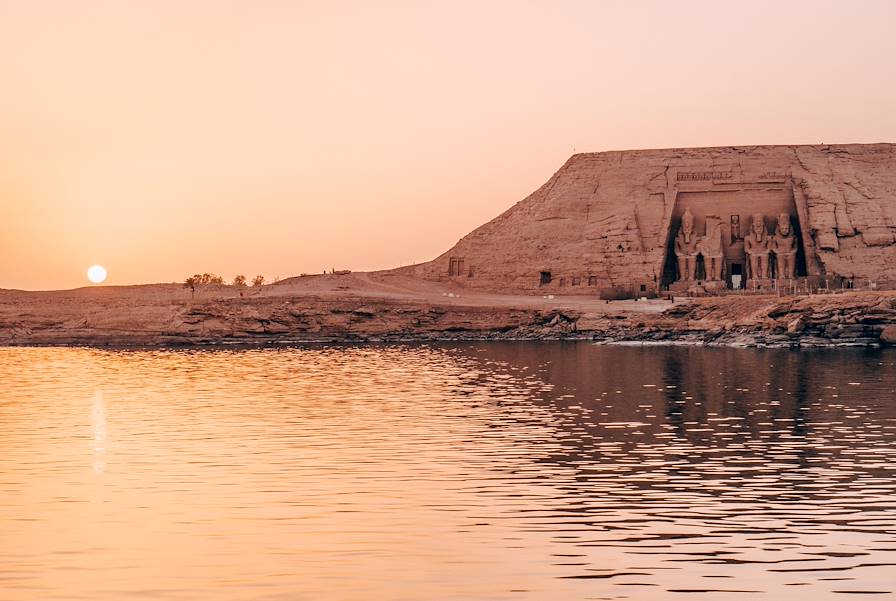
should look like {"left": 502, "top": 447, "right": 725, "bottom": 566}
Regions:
{"left": 1, "top": 3, "right": 895, "bottom": 601}
{"left": 87, "top": 265, "right": 107, "bottom": 284}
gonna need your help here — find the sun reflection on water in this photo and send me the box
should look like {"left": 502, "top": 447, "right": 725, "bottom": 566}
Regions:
{"left": 0, "top": 344, "right": 893, "bottom": 600}
{"left": 90, "top": 390, "right": 106, "bottom": 475}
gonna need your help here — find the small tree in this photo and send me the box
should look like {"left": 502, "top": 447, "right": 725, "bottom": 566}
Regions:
{"left": 184, "top": 275, "right": 198, "bottom": 299}
{"left": 251, "top": 275, "right": 265, "bottom": 287}
{"left": 232, "top": 274, "right": 247, "bottom": 288}
{"left": 184, "top": 273, "right": 224, "bottom": 298}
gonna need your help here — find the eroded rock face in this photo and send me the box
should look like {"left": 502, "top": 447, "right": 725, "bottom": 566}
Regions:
{"left": 414, "top": 144, "right": 896, "bottom": 295}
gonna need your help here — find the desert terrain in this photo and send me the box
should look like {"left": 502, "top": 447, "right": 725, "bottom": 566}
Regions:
{"left": 2, "top": 270, "right": 894, "bottom": 347}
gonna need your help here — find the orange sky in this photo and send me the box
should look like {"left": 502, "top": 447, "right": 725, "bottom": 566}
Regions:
{"left": 2, "top": 0, "right": 895, "bottom": 290}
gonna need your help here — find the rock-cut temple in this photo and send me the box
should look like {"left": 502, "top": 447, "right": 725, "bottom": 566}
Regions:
{"left": 412, "top": 144, "right": 896, "bottom": 297}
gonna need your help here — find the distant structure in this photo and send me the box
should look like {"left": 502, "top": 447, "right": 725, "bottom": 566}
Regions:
{"left": 412, "top": 144, "right": 896, "bottom": 296}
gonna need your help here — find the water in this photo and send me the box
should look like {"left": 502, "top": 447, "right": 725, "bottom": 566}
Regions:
{"left": 1, "top": 343, "right": 894, "bottom": 600}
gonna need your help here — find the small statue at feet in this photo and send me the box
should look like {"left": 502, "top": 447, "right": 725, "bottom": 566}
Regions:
{"left": 674, "top": 209, "right": 701, "bottom": 281}
{"left": 745, "top": 213, "right": 771, "bottom": 280}
{"left": 772, "top": 213, "right": 797, "bottom": 279}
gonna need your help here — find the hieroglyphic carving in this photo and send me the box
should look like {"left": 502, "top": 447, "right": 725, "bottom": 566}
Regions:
{"left": 677, "top": 171, "right": 733, "bottom": 182}
{"left": 757, "top": 171, "right": 788, "bottom": 182}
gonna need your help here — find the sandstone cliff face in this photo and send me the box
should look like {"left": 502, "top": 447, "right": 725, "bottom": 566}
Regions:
{"left": 415, "top": 144, "right": 896, "bottom": 294}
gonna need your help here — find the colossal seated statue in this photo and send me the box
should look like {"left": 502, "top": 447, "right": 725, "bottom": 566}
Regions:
{"left": 772, "top": 213, "right": 797, "bottom": 279}
{"left": 697, "top": 221, "right": 724, "bottom": 281}
{"left": 674, "top": 208, "right": 701, "bottom": 282}
{"left": 744, "top": 213, "right": 771, "bottom": 280}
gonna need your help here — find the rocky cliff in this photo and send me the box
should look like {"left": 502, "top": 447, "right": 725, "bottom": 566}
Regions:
{"left": 415, "top": 144, "right": 896, "bottom": 294}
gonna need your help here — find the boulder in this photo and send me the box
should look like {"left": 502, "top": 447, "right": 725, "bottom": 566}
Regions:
{"left": 881, "top": 325, "right": 896, "bottom": 345}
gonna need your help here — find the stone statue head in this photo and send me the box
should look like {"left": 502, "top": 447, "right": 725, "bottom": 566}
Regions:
{"left": 777, "top": 213, "right": 792, "bottom": 236}
{"left": 680, "top": 208, "right": 694, "bottom": 241}
{"left": 751, "top": 213, "right": 766, "bottom": 239}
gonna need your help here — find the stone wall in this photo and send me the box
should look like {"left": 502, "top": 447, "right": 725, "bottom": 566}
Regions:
{"left": 411, "top": 144, "right": 896, "bottom": 295}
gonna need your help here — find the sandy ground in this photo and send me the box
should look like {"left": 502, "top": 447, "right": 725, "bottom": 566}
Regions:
{"left": 1, "top": 270, "right": 682, "bottom": 313}
{"left": 2, "top": 271, "right": 893, "bottom": 347}
{"left": 269, "top": 271, "right": 682, "bottom": 313}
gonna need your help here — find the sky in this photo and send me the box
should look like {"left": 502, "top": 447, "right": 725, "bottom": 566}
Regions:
{"left": 2, "top": 0, "right": 895, "bottom": 290}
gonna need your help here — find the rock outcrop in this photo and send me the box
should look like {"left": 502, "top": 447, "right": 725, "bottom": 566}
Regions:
{"left": 414, "top": 144, "right": 896, "bottom": 295}
{"left": 1, "top": 285, "right": 894, "bottom": 348}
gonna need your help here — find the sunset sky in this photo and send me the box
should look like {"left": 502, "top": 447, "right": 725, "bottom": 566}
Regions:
{"left": 2, "top": 0, "right": 895, "bottom": 290}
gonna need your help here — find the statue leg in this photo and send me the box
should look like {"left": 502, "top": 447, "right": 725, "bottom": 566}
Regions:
{"left": 688, "top": 256, "right": 697, "bottom": 281}
{"left": 787, "top": 255, "right": 796, "bottom": 279}
{"left": 677, "top": 257, "right": 687, "bottom": 281}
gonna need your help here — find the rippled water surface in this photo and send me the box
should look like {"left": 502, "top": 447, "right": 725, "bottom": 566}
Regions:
{"left": 1, "top": 344, "right": 895, "bottom": 600}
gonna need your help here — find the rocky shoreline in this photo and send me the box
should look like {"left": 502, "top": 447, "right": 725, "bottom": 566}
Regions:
{"left": 1, "top": 286, "right": 894, "bottom": 349}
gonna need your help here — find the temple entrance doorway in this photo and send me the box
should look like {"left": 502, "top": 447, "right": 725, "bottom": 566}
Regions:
{"left": 448, "top": 257, "right": 465, "bottom": 277}
{"left": 730, "top": 263, "right": 743, "bottom": 289}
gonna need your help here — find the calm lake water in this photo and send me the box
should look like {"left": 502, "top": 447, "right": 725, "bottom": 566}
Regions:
{"left": 1, "top": 343, "right": 895, "bottom": 600}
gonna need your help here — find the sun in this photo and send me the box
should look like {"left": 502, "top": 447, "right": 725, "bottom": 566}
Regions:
{"left": 87, "top": 265, "right": 108, "bottom": 284}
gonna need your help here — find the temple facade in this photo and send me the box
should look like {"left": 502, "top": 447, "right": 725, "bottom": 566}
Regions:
{"left": 411, "top": 144, "right": 896, "bottom": 297}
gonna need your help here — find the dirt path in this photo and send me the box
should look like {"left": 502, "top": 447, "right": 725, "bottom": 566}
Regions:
{"left": 267, "top": 270, "right": 683, "bottom": 313}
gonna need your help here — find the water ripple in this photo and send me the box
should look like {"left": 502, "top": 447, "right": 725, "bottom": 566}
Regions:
{"left": 0, "top": 343, "right": 894, "bottom": 600}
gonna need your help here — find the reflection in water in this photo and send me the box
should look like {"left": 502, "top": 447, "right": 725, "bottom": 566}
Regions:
{"left": 91, "top": 390, "right": 106, "bottom": 475}
{"left": 0, "top": 344, "right": 894, "bottom": 600}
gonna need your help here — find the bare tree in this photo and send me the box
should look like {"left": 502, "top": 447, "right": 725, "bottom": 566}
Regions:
{"left": 232, "top": 274, "right": 247, "bottom": 288}
{"left": 251, "top": 275, "right": 265, "bottom": 287}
